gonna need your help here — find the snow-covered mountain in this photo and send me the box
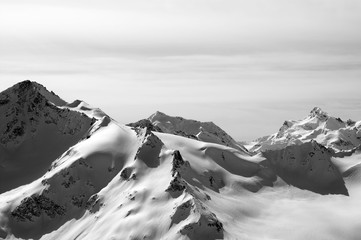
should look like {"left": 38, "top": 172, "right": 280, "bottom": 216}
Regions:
{"left": 0, "top": 81, "right": 95, "bottom": 193}
{"left": 245, "top": 107, "right": 361, "bottom": 195}
{"left": 249, "top": 107, "right": 361, "bottom": 154}
{"left": 0, "top": 118, "right": 276, "bottom": 240}
{"left": 129, "top": 111, "right": 248, "bottom": 153}
{"left": 1, "top": 82, "right": 361, "bottom": 240}
{"left": 0, "top": 83, "right": 275, "bottom": 239}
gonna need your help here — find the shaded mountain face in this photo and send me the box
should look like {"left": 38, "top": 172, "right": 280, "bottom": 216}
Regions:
{"left": 129, "top": 111, "right": 248, "bottom": 153}
{"left": 250, "top": 107, "right": 361, "bottom": 154}
{"left": 0, "top": 81, "right": 94, "bottom": 193}
{"left": 246, "top": 107, "right": 359, "bottom": 196}
{"left": 263, "top": 140, "right": 348, "bottom": 195}
{"left": 0, "top": 82, "right": 360, "bottom": 240}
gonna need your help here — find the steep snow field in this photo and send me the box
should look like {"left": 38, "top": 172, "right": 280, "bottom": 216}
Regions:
{"left": 1, "top": 81, "right": 361, "bottom": 240}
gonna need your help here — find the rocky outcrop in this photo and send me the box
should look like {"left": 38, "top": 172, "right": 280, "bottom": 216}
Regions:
{"left": 171, "top": 150, "right": 188, "bottom": 176}
{"left": 127, "top": 119, "right": 163, "bottom": 132}
{"left": 171, "top": 196, "right": 224, "bottom": 240}
{"left": 166, "top": 172, "right": 186, "bottom": 192}
{"left": 11, "top": 195, "right": 66, "bottom": 222}
{"left": 309, "top": 107, "right": 329, "bottom": 121}
{"left": 166, "top": 150, "right": 191, "bottom": 196}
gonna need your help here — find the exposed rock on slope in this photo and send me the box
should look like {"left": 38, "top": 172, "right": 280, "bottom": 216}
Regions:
{"left": 250, "top": 107, "right": 361, "bottom": 154}
{"left": 127, "top": 119, "right": 163, "bottom": 132}
{"left": 130, "top": 111, "right": 248, "bottom": 153}
{"left": 0, "top": 81, "right": 94, "bottom": 193}
{"left": 247, "top": 107, "right": 358, "bottom": 196}
{"left": 0, "top": 116, "right": 275, "bottom": 239}
{"left": 1, "top": 82, "right": 359, "bottom": 240}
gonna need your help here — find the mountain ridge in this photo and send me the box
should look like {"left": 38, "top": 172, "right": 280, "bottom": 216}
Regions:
{"left": 0, "top": 80, "right": 95, "bottom": 193}
{"left": 1, "top": 81, "right": 361, "bottom": 240}
{"left": 129, "top": 111, "right": 248, "bottom": 153}
{"left": 249, "top": 107, "right": 361, "bottom": 154}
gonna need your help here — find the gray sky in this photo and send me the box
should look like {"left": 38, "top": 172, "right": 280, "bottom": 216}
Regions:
{"left": 1, "top": 0, "right": 361, "bottom": 140}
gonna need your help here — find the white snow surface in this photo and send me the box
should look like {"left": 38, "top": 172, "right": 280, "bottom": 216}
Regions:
{"left": 0, "top": 118, "right": 360, "bottom": 240}
{"left": 1, "top": 83, "right": 361, "bottom": 240}
{"left": 249, "top": 107, "right": 361, "bottom": 153}
{"left": 64, "top": 99, "right": 107, "bottom": 120}
{"left": 0, "top": 117, "right": 274, "bottom": 240}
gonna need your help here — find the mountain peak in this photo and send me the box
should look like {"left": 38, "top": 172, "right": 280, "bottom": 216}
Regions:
{"left": 309, "top": 107, "right": 328, "bottom": 121}
{"left": 145, "top": 111, "right": 248, "bottom": 152}
{"left": 154, "top": 110, "right": 166, "bottom": 116}
{"left": 8, "top": 80, "right": 67, "bottom": 107}
{"left": 17, "top": 80, "right": 36, "bottom": 90}
{"left": 14, "top": 80, "right": 45, "bottom": 95}
{"left": 250, "top": 107, "right": 360, "bottom": 153}
{"left": 149, "top": 111, "right": 168, "bottom": 120}
{"left": 0, "top": 80, "right": 89, "bottom": 148}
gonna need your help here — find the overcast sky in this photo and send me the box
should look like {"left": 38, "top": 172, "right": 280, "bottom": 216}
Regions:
{"left": 1, "top": 0, "right": 361, "bottom": 140}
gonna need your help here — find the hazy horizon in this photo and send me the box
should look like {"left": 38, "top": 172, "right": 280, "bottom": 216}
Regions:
{"left": 1, "top": 0, "right": 361, "bottom": 140}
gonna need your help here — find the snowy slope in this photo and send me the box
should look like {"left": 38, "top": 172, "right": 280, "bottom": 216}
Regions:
{"left": 249, "top": 107, "right": 361, "bottom": 154}
{"left": 0, "top": 117, "right": 276, "bottom": 240}
{"left": 1, "top": 117, "right": 359, "bottom": 240}
{"left": 0, "top": 81, "right": 95, "bottom": 193}
{"left": 64, "top": 99, "right": 107, "bottom": 120}
{"left": 1, "top": 82, "right": 360, "bottom": 240}
{"left": 129, "top": 111, "right": 248, "bottom": 153}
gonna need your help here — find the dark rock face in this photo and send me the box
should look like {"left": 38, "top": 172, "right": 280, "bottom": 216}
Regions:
{"left": 0, "top": 81, "right": 94, "bottom": 194}
{"left": 166, "top": 172, "right": 186, "bottom": 192}
{"left": 180, "top": 213, "right": 224, "bottom": 240}
{"left": 0, "top": 80, "right": 92, "bottom": 147}
{"left": 171, "top": 150, "right": 186, "bottom": 176}
{"left": 173, "top": 130, "right": 198, "bottom": 140}
{"left": 166, "top": 150, "right": 192, "bottom": 197}
{"left": 0, "top": 228, "right": 6, "bottom": 239}
{"left": 11, "top": 195, "right": 66, "bottom": 222}
{"left": 263, "top": 141, "right": 349, "bottom": 195}
{"left": 207, "top": 219, "right": 223, "bottom": 233}
{"left": 346, "top": 119, "right": 356, "bottom": 126}
{"left": 309, "top": 107, "right": 329, "bottom": 121}
{"left": 120, "top": 167, "right": 135, "bottom": 181}
{"left": 86, "top": 194, "right": 102, "bottom": 213}
{"left": 127, "top": 119, "right": 163, "bottom": 132}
